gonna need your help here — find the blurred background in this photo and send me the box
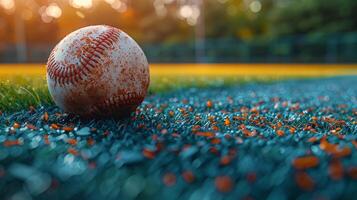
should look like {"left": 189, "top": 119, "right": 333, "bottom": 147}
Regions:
{"left": 0, "top": 0, "right": 356, "bottom": 63}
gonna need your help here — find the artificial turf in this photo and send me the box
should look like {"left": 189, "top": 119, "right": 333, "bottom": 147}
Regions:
{"left": 0, "top": 76, "right": 356, "bottom": 199}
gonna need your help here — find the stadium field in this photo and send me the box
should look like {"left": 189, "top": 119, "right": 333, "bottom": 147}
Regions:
{"left": 1, "top": 63, "right": 356, "bottom": 112}
{"left": 0, "top": 64, "right": 356, "bottom": 199}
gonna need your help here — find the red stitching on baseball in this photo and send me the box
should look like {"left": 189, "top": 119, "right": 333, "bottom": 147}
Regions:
{"left": 89, "top": 92, "right": 144, "bottom": 116}
{"left": 47, "top": 27, "right": 121, "bottom": 86}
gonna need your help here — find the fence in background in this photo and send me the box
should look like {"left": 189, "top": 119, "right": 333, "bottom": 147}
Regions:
{"left": 1, "top": 33, "right": 357, "bottom": 63}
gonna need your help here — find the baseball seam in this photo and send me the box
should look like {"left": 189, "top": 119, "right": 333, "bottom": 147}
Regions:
{"left": 89, "top": 92, "right": 145, "bottom": 116}
{"left": 47, "top": 27, "right": 120, "bottom": 86}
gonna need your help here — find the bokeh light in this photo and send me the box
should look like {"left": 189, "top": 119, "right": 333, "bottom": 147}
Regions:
{"left": 69, "top": 0, "right": 93, "bottom": 9}
{"left": 153, "top": 0, "right": 167, "bottom": 17}
{"left": 45, "top": 3, "right": 62, "bottom": 19}
{"left": 0, "top": 0, "right": 355, "bottom": 64}
{"left": 178, "top": 4, "right": 200, "bottom": 26}
{"left": 109, "top": 0, "right": 127, "bottom": 13}
{"left": 0, "top": 0, "right": 15, "bottom": 12}
{"left": 249, "top": 0, "right": 262, "bottom": 13}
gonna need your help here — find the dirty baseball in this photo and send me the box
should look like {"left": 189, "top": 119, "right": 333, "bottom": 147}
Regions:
{"left": 46, "top": 25, "right": 150, "bottom": 118}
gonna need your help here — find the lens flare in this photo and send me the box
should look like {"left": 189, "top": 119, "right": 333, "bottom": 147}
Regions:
{"left": 45, "top": 4, "right": 62, "bottom": 19}
{"left": 69, "top": 0, "right": 93, "bottom": 9}
{"left": 0, "top": 0, "right": 15, "bottom": 11}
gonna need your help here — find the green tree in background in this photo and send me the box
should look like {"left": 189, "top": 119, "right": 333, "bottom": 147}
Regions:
{"left": 1, "top": 0, "right": 357, "bottom": 44}
{"left": 268, "top": 0, "right": 357, "bottom": 37}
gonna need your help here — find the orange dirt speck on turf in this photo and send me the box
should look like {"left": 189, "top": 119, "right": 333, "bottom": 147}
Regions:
{"left": 320, "top": 137, "right": 351, "bottom": 158}
{"left": 43, "top": 134, "right": 50, "bottom": 145}
{"left": 142, "top": 148, "right": 156, "bottom": 159}
{"left": 329, "top": 159, "right": 344, "bottom": 180}
{"left": 347, "top": 167, "right": 357, "bottom": 179}
{"left": 87, "top": 138, "right": 95, "bottom": 146}
{"left": 215, "top": 176, "right": 234, "bottom": 193}
{"left": 276, "top": 130, "right": 285, "bottom": 137}
{"left": 211, "top": 138, "right": 221, "bottom": 144}
{"left": 220, "top": 155, "right": 232, "bottom": 166}
{"left": 182, "top": 171, "right": 195, "bottom": 183}
{"left": 206, "top": 100, "right": 213, "bottom": 108}
{"left": 196, "top": 131, "right": 215, "bottom": 138}
{"left": 43, "top": 112, "right": 49, "bottom": 122}
{"left": 3, "top": 139, "right": 22, "bottom": 147}
{"left": 293, "top": 156, "right": 319, "bottom": 170}
{"left": 67, "top": 148, "right": 78, "bottom": 155}
{"left": 26, "top": 124, "right": 37, "bottom": 130}
{"left": 62, "top": 126, "right": 74, "bottom": 132}
{"left": 308, "top": 137, "right": 318, "bottom": 143}
{"left": 51, "top": 123, "right": 60, "bottom": 130}
{"left": 13, "top": 122, "right": 20, "bottom": 129}
{"left": 67, "top": 138, "right": 77, "bottom": 146}
{"left": 224, "top": 118, "right": 231, "bottom": 126}
{"left": 163, "top": 173, "right": 176, "bottom": 186}
{"left": 295, "top": 171, "right": 315, "bottom": 191}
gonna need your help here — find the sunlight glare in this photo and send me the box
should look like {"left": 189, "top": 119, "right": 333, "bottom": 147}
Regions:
{"left": 0, "top": 0, "right": 15, "bottom": 11}
{"left": 45, "top": 3, "right": 62, "bottom": 19}
{"left": 69, "top": 0, "right": 93, "bottom": 9}
{"left": 179, "top": 5, "right": 193, "bottom": 19}
{"left": 249, "top": 0, "right": 262, "bottom": 13}
{"left": 179, "top": 5, "right": 200, "bottom": 26}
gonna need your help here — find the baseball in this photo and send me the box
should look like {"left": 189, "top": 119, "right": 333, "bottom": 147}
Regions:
{"left": 46, "top": 25, "right": 150, "bottom": 119}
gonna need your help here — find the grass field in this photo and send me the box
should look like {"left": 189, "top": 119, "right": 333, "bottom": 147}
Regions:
{"left": 1, "top": 63, "right": 356, "bottom": 112}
